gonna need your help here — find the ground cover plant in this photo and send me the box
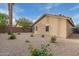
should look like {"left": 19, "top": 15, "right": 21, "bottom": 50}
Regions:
{"left": 8, "top": 33, "right": 16, "bottom": 40}
{"left": 28, "top": 43, "right": 52, "bottom": 56}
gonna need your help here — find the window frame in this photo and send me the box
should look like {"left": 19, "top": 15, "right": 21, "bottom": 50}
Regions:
{"left": 36, "top": 26, "right": 38, "bottom": 31}
{"left": 45, "top": 25, "right": 49, "bottom": 32}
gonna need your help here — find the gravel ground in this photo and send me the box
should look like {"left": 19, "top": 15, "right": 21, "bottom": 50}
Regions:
{"left": 0, "top": 33, "right": 79, "bottom": 56}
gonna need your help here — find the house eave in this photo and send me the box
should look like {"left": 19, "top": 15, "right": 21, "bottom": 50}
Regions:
{"left": 32, "top": 14, "right": 75, "bottom": 27}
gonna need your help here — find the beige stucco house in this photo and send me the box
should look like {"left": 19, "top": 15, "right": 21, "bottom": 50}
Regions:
{"left": 32, "top": 14, "right": 75, "bottom": 38}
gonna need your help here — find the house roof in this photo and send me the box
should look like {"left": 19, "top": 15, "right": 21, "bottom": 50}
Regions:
{"left": 32, "top": 14, "right": 75, "bottom": 27}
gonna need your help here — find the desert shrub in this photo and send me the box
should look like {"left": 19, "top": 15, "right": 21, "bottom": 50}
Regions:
{"left": 50, "top": 36, "right": 57, "bottom": 43}
{"left": 41, "top": 35, "right": 45, "bottom": 38}
{"left": 17, "top": 32, "right": 21, "bottom": 35}
{"left": 8, "top": 32, "right": 16, "bottom": 35}
{"left": 8, "top": 33, "right": 16, "bottom": 40}
{"left": 29, "top": 44, "right": 52, "bottom": 56}
{"left": 8, "top": 32, "right": 12, "bottom": 35}
{"left": 30, "top": 34, "right": 34, "bottom": 37}
{"left": 25, "top": 40, "right": 30, "bottom": 43}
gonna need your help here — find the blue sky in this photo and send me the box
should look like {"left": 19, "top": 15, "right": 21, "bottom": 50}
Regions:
{"left": 0, "top": 3, "right": 79, "bottom": 25}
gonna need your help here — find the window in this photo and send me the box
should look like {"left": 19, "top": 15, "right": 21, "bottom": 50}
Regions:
{"left": 45, "top": 26, "right": 49, "bottom": 32}
{"left": 36, "top": 26, "right": 38, "bottom": 31}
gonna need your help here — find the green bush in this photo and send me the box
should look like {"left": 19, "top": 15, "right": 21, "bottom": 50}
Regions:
{"left": 51, "top": 36, "right": 57, "bottom": 43}
{"left": 29, "top": 44, "right": 52, "bottom": 56}
{"left": 31, "top": 48, "right": 50, "bottom": 56}
{"left": 9, "top": 33, "right": 16, "bottom": 40}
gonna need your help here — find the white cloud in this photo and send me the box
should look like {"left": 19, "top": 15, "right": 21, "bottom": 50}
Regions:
{"left": 69, "top": 4, "right": 79, "bottom": 11}
{"left": 73, "top": 14, "right": 79, "bottom": 19}
{"left": 0, "top": 4, "right": 8, "bottom": 14}
{"left": 33, "top": 20, "right": 36, "bottom": 23}
{"left": 0, "top": 8, "right": 8, "bottom": 14}
{"left": 44, "top": 3, "right": 61, "bottom": 12}
{"left": 45, "top": 4, "right": 53, "bottom": 11}
{"left": 72, "top": 14, "right": 79, "bottom": 25}
{"left": 12, "top": 5, "right": 25, "bottom": 25}
{"left": 13, "top": 5, "right": 24, "bottom": 13}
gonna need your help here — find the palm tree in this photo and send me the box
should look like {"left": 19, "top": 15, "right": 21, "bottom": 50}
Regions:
{"left": 8, "top": 3, "right": 14, "bottom": 33}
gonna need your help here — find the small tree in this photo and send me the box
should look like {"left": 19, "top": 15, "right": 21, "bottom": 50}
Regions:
{"left": 59, "top": 14, "right": 64, "bottom": 16}
{"left": 0, "top": 13, "right": 7, "bottom": 24}
{"left": 16, "top": 17, "right": 32, "bottom": 29}
{"left": 75, "top": 25, "right": 79, "bottom": 28}
{"left": 73, "top": 25, "right": 79, "bottom": 34}
{"left": 0, "top": 12, "right": 8, "bottom": 32}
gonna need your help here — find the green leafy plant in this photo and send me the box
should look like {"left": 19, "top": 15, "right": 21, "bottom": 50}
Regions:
{"left": 29, "top": 44, "right": 52, "bottom": 56}
{"left": 51, "top": 36, "right": 57, "bottom": 43}
{"left": 8, "top": 33, "right": 16, "bottom": 40}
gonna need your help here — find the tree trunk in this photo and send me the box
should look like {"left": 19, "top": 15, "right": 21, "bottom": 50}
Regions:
{"left": 8, "top": 3, "right": 13, "bottom": 33}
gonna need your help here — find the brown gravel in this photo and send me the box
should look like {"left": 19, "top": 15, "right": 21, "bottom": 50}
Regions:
{"left": 0, "top": 33, "right": 79, "bottom": 56}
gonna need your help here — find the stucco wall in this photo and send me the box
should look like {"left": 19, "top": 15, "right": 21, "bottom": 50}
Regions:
{"left": 66, "top": 20, "right": 73, "bottom": 37}
{"left": 33, "top": 15, "right": 60, "bottom": 36}
{"left": 49, "top": 16, "right": 59, "bottom": 37}
{"left": 48, "top": 16, "right": 67, "bottom": 38}
{"left": 33, "top": 15, "right": 73, "bottom": 38}
{"left": 33, "top": 16, "right": 50, "bottom": 36}
{"left": 55, "top": 18, "right": 67, "bottom": 38}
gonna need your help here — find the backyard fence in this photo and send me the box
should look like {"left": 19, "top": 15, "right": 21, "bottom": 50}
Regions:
{"left": 0, "top": 27, "right": 7, "bottom": 33}
{"left": 0, "top": 27, "right": 32, "bottom": 33}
